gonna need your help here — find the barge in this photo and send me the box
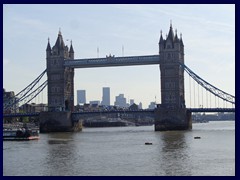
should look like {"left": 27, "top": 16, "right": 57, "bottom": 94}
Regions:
{"left": 3, "top": 128, "right": 40, "bottom": 141}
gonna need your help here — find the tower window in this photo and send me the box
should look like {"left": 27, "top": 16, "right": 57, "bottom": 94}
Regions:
{"left": 167, "top": 53, "right": 171, "bottom": 59}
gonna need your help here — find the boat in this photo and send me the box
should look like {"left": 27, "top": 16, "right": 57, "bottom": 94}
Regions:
{"left": 83, "top": 120, "right": 127, "bottom": 127}
{"left": 145, "top": 142, "right": 153, "bottom": 145}
{"left": 194, "top": 136, "right": 201, "bottom": 139}
{"left": 3, "top": 128, "right": 40, "bottom": 141}
{"left": 83, "top": 117, "right": 130, "bottom": 128}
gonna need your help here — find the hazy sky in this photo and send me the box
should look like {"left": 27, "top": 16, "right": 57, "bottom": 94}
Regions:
{"left": 3, "top": 4, "right": 235, "bottom": 108}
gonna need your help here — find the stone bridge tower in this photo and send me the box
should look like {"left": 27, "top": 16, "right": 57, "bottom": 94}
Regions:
{"left": 39, "top": 31, "right": 82, "bottom": 133}
{"left": 155, "top": 24, "right": 192, "bottom": 131}
{"left": 46, "top": 31, "right": 75, "bottom": 111}
{"left": 159, "top": 24, "right": 185, "bottom": 109}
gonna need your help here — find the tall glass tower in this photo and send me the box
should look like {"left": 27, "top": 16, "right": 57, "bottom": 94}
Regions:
{"left": 77, "top": 90, "right": 86, "bottom": 105}
{"left": 101, "top": 87, "right": 110, "bottom": 106}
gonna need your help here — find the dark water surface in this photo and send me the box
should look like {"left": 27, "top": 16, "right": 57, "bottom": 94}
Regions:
{"left": 3, "top": 121, "right": 235, "bottom": 176}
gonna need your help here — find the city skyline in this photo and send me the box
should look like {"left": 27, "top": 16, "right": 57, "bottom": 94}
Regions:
{"left": 76, "top": 87, "right": 148, "bottom": 108}
{"left": 3, "top": 4, "right": 235, "bottom": 109}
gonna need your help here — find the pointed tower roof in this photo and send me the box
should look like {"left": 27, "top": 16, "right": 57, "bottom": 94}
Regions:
{"left": 166, "top": 23, "right": 174, "bottom": 42}
{"left": 174, "top": 29, "right": 180, "bottom": 43}
{"left": 54, "top": 29, "right": 65, "bottom": 50}
{"left": 46, "top": 38, "right": 51, "bottom": 51}
{"left": 69, "top": 40, "right": 74, "bottom": 53}
{"left": 180, "top": 33, "right": 184, "bottom": 46}
{"left": 159, "top": 30, "right": 164, "bottom": 44}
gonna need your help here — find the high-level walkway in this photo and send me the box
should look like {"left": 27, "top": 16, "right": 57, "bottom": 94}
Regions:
{"left": 64, "top": 55, "right": 160, "bottom": 68}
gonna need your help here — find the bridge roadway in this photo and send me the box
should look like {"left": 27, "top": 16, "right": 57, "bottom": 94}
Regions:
{"left": 187, "top": 108, "right": 235, "bottom": 113}
{"left": 64, "top": 55, "right": 160, "bottom": 68}
{"left": 3, "top": 108, "right": 235, "bottom": 118}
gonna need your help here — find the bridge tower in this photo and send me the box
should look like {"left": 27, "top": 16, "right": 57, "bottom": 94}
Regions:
{"left": 155, "top": 24, "right": 192, "bottom": 131}
{"left": 39, "top": 31, "right": 82, "bottom": 132}
{"left": 46, "top": 30, "right": 75, "bottom": 111}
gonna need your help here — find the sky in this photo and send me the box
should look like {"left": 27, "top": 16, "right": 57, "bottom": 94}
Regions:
{"left": 3, "top": 4, "right": 235, "bottom": 109}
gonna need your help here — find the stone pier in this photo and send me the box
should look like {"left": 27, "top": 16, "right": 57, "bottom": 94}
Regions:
{"left": 39, "top": 111, "right": 82, "bottom": 133}
{"left": 154, "top": 107, "right": 192, "bottom": 131}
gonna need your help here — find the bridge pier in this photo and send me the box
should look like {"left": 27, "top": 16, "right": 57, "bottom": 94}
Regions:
{"left": 39, "top": 111, "right": 82, "bottom": 133}
{"left": 154, "top": 107, "right": 192, "bottom": 131}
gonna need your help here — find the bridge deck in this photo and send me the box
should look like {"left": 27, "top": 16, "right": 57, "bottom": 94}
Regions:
{"left": 3, "top": 108, "right": 235, "bottom": 117}
{"left": 188, "top": 108, "right": 235, "bottom": 113}
{"left": 64, "top": 55, "right": 160, "bottom": 68}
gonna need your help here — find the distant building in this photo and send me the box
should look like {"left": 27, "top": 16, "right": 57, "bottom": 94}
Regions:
{"left": 130, "top": 99, "right": 134, "bottom": 106}
{"left": 114, "top": 94, "right": 127, "bottom": 108}
{"left": 138, "top": 102, "right": 143, "bottom": 109}
{"left": 89, "top": 100, "right": 100, "bottom": 106}
{"left": 32, "top": 103, "right": 48, "bottom": 112}
{"left": 77, "top": 90, "right": 86, "bottom": 104}
{"left": 101, "top": 87, "right": 110, "bottom": 106}
{"left": 20, "top": 103, "right": 48, "bottom": 113}
{"left": 3, "top": 88, "right": 19, "bottom": 113}
{"left": 83, "top": 103, "right": 91, "bottom": 111}
{"left": 129, "top": 103, "right": 139, "bottom": 110}
{"left": 148, "top": 102, "right": 156, "bottom": 109}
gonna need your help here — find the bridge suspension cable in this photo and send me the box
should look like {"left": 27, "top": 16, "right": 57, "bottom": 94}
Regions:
{"left": 4, "top": 70, "right": 47, "bottom": 111}
{"left": 16, "top": 69, "right": 46, "bottom": 97}
{"left": 16, "top": 80, "right": 48, "bottom": 105}
{"left": 180, "top": 63, "right": 235, "bottom": 105}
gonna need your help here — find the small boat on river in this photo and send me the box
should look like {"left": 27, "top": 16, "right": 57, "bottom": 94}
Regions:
{"left": 3, "top": 128, "right": 40, "bottom": 141}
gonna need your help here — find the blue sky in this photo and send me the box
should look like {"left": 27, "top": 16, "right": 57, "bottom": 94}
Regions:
{"left": 3, "top": 4, "right": 235, "bottom": 108}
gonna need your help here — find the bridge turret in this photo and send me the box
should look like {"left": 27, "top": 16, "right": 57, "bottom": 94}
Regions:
{"left": 159, "top": 30, "right": 164, "bottom": 53}
{"left": 69, "top": 40, "right": 74, "bottom": 59}
{"left": 51, "top": 30, "right": 68, "bottom": 57}
{"left": 179, "top": 33, "right": 184, "bottom": 59}
{"left": 174, "top": 29, "right": 180, "bottom": 51}
{"left": 165, "top": 23, "right": 174, "bottom": 49}
{"left": 180, "top": 33, "right": 184, "bottom": 46}
{"left": 46, "top": 38, "right": 52, "bottom": 58}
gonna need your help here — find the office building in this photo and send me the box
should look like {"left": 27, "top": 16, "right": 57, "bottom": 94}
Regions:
{"left": 89, "top": 100, "right": 100, "bottom": 105}
{"left": 148, "top": 102, "right": 156, "bottom": 109}
{"left": 114, "top": 94, "right": 127, "bottom": 108}
{"left": 130, "top": 99, "right": 134, "bottom": 106}
{"left": 77, "top": 90, "right": 86, "bottom": 105}
{"left": 101, "top": 87, "right": 110, "bottom": 106}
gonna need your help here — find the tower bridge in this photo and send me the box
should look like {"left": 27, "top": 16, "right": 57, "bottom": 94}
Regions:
{"left": 41, "top": 24, "right": 189, "bottom": 132}
{"left": 3, "top": 24, "right": 235, "bottom": 132}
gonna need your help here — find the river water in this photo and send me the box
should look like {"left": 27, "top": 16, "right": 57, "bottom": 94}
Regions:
{"left": 3, "top": 121, "right": 235, "bottom": 176}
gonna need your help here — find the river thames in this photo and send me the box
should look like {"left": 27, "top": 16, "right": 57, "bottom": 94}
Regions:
{"left": 3, "top": 121, "right": 235, "bottom": 176}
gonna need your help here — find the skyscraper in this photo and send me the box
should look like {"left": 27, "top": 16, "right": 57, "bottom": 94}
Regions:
{"left": 114, "top": 94, "right": 127, "bottom": 108}
{"left": 130, "top": 99, "right": 134, "bottom": 106}
{"left": 77, "top": 90, "right": 86, "bottom": 105}
{"left": 101, "top": 87, "right": 110, "bottom": 106}
{"left": 148, "top": 102, "right": 156, "bottom": 109}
